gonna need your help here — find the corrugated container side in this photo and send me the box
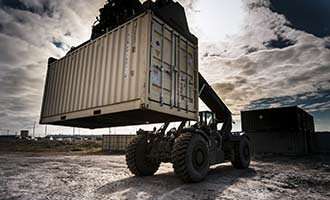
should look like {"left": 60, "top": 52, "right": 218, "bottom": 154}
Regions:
{"left": 241, "top": 107, "right": 314, "bottom": 132}
{"left": 43, "top": 16, "right": 148, "bottom": 116}
{"left": 248, "top": 131, "right": 308, "bottom": 155}
{"left": 315, "top": 132, "right": 330, "bottom": 154}
{"left": 40, "top": 13, "right": 150, "bottom": 125}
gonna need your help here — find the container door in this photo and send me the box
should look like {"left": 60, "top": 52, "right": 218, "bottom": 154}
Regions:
{"left": 148, "top": 18, "right": 197, "bottom": 113}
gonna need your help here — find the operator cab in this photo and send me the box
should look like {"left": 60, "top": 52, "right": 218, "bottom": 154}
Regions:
{"left": 198, "top": 111, "right": 217, "bottom": 129}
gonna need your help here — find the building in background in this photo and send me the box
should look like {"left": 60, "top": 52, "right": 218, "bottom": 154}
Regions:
{"left": 20, "top": 130, "right": 29, "bottom": 138}
{"left": 45, "top": 135, "right": 102, "bottom": 141}
{"left": 241, "top": 106, "right": 316, "bottom": 155}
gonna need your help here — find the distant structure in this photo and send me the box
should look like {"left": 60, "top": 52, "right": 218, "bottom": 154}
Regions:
{"left": 0, "top": 135, "right": 17, "bottom": 142}
{"left": 241, "top": 106, "right": 316, "bottom": 155}
{"left": 45, "top": 135, "right": 102, "bottom": 141}
{"left": 20, "top": 130, "right": 29, "bottom": 138}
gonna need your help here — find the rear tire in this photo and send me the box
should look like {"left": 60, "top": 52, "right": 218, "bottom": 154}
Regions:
{"left": 172, "top": 133, "right": 209, "bottom": 183}
{"left": 231, "top": 137, "right": 251, "bottom": 169}
{"left": 126, "top": 135, "right": 160, "bottom": 176}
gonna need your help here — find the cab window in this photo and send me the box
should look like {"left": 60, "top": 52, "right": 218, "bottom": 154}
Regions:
{"left": 206, "top": 112, "right": 214, "bottom": 126}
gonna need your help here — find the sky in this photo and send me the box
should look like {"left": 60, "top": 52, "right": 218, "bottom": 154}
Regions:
{"left": 0, "top": 0, "right": 329, "bottom": 136}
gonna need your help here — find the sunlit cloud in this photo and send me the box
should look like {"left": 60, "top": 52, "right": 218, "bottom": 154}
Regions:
{"left": 0, "top": 0, "right": 329, "bottom": 135}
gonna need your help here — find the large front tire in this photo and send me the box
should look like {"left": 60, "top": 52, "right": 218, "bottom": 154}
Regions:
{"left": 172, "top": 133, "right": 209, "bottom": 183}
{"left": 126, "top": 135, "right": 160, "bottom": 176}
{"left": 231, "top": 137, "right": 251, "bottom": 169}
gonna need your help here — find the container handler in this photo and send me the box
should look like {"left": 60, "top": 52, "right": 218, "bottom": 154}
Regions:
{"left": 44, "top": 0, "right": 251, "bottom": 183}
{"left": 126, "top": 73, "right": 250, "bottom": 182}
{"left": 89, "top": 0, "right": 250, "bottom": 182}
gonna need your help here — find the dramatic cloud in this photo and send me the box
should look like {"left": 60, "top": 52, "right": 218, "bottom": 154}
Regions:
{"left": 0, "top": 0, "right": 196, "bottom": 135}
{"left": 0, "top": 0, "right": 104, "bottom": 135}
{"left": 269, "top": 0, "right": 330, "bottom": 38}
{"left": 0, "top": 0, "right": 329, "bottom": 134}
{"left": 198, "top": 0, "right": 330, "bottom": 130}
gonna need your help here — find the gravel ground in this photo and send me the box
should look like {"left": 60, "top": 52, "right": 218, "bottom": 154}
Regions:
{"left": 0, "top": 153, "right": 330, "bottom": 200}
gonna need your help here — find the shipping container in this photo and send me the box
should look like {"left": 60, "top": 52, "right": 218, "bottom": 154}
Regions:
{"left": 247, "top": 131, "right": 311, "bottom": 155}
{"left": 315, "top": 132, "right": 330, "bottom": 154}
{"left": 102, "top": 135, "right": 136, "bottom": 152}
{"left": 242, "top": 106, "right": 316, "bottom": 155}
{"left": 241, "top": 106, "right": 315, "bottom": 132}
{"left": 40, "top": 11, "right": 199, "bottom": 129}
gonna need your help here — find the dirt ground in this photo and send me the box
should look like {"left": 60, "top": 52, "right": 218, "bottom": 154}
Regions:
{"left": 0, "top": 153, "right": 330, "bottom": 200}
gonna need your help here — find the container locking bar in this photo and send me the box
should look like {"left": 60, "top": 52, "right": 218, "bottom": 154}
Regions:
{"left": 160, "top": 23, "right": 165, "bottom": 106}
{"left": 177, "top": 35, "right": 181, "bottom": 111}
{"left": 170, "top": 31, "right": 176, "bottom": 108}
{"left": 185, "top": 40, "right": 189, "bottom": 113}
{"left": 148, "top": 20, "right": 154, "bottom": 96}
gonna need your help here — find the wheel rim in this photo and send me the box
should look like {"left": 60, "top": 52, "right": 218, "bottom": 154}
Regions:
{"left": 192, "top": 144, "right": 207, "bottom": 169}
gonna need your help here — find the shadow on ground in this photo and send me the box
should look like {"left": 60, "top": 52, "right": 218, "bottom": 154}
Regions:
{"left": 96, "top": 165, "right": 257, "bottom": 199}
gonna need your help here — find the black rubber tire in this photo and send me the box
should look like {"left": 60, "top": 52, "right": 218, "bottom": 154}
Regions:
{"left": 231, "top": 137, "right": 251, "bottom": 169}
{"left": 172, "top": 132, "right": 209, "bottom": 183}
{"left": 126, "top": 135, "right": 160, "bottom": 176}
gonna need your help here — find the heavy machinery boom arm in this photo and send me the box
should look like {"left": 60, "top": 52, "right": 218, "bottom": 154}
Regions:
{"left": 199, "top": 73, "right": 232, "bottom": 135}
